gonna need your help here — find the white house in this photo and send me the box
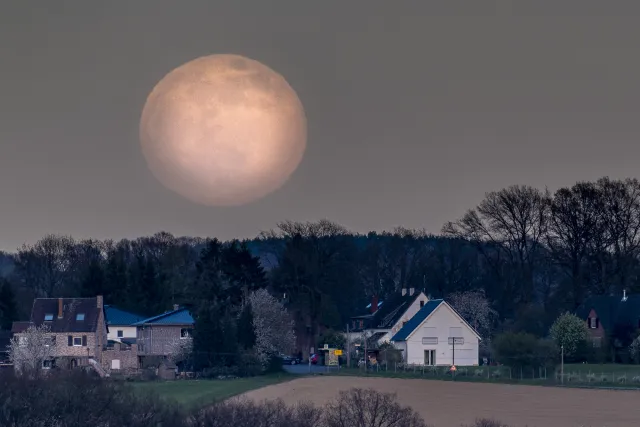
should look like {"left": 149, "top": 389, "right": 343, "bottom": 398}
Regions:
{"left": 104, "top": 305, "right": 145, "bottom": 343}
{"left": 347, "top": 288, "right": 429, "bottom": 348}
{"left": 391, "top": 299, "right": 480, "bottom": 366}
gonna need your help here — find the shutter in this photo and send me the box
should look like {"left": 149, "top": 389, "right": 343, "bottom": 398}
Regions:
{"left": 596, "top": 318, "right": 600, "bottom": 328}
{"left": 82, "top": 335, "right": 87, "bottom": 346}
{"left": 68, "top": 335, "right": 72, "bottom": 346}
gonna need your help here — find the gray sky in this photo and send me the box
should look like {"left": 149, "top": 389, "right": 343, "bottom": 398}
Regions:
{"left": 2, "top": 1, "right": 640, "bottom": 251}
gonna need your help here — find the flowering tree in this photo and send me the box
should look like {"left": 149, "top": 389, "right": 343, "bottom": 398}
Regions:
{"left": 629, "top": 335, "right": 640, "bottom": 363}
{"left": 447, "top": 290, "right": 496, "bottom": 338}
{"left": 248, "top": 288, "right": 296, "bottom": 366}
{"left": 8, "top": 324, "right": 54, "bottom": 378}
{"left": 165, "top": 337, "right": 193, "bottom": 366}
{"left": 549, "top": 312, "right": 588, "bottom": 359}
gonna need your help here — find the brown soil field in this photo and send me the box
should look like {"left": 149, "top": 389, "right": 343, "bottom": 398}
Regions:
{"left": 241, "top": 376, "right": 640, "bottom": 427}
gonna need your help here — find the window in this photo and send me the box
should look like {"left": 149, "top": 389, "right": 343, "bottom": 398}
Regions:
{"left": 44, "top": 314, "right": 54, "bottom": 321}
{"left": 76, "top": 313, "right": 85, "bottom": 321}
{"left": 73, "top": 337, "right": 82, "bottom": 346}
{"left": 42, "top": 360, "right": 54, "bottom": 369}
{"left": 45, "top": 336, "right": 56, "bottom": 347}
{"left": 420, "top": 300, "right": 425, "bottom": 308}
{"left": 422, "top": 337, "right": 438, "bottom": 345}
{"left": 588, "top": 317, "right": 598, "bottom": 329}
{"left": 448, "top": 337, "right": 464, "bottom": 345}
{"left": 180, "top": 328, "right": 193, "bottom": 339}
{"left": 359, "top": 320, "right": 363, "bottom": 329}
{"left": 117, "top": 330, "right": 124, "bottom": 338}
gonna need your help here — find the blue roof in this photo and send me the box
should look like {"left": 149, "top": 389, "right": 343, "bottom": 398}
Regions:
{"left": 391, "top": 299, "right": 444, "bottom": 341}
{"left": 132, "top": 308, "right": 194, "bottom": 326}
{"left": 104, "top": 305, "right": 146, "bottom": 326}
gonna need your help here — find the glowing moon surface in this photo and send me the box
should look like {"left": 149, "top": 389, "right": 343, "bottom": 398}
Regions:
{"left": 139, "top": 54, "right": 307, "bottom": 206}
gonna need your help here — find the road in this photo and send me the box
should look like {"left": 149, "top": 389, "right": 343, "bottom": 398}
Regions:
{"left": 282, "top": 364, "right": 341, "bottom": 374}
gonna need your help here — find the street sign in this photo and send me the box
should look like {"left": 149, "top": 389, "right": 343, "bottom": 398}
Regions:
{"left": 334, "top": 350, "right": 343, "bottom": 356}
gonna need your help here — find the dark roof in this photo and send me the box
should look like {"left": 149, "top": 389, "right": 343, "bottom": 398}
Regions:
{"left": 28, "top": 297, "right": 103, "bottom": 333}
{"left": 391, "top": 299, "right": 444, "bottom": 341}
{"left": 11, "top": 321, "right": 30, "bottom": 333}
{"left": 576, "top": 295, "right": 640, "bottom": 331}
{"left": 105, "top": 305, "right": 145, "bottom": 326}
{"left": 351, "top": 292, "right": 424, "bottom": 331}
{"left": 133, "top": 308, "right": 194, "bottom": 326}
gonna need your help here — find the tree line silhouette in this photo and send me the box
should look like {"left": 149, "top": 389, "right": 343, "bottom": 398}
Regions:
{"left": 1, "top": 176, "right": 640, "bottom": 350}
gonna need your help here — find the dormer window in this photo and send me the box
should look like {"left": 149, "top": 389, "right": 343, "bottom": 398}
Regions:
{"left": 44, "top": 314, "right": 54, "bottom": 321}
{"left": 76, "top": 313, "right": 85, "bottom": 321}
{"left": 420, "top": 300, "right": 425, "bottom": 308}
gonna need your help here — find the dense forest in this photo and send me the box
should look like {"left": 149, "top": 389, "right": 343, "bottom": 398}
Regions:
{"left": 2, "top": 176, "right": 640, "bottom": 358}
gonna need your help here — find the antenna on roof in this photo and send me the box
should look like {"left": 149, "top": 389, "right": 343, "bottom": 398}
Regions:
{"left": 622, "top": 289, "right": 628, "bottom": 302}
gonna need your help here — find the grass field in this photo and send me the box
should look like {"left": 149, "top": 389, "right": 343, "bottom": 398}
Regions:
{"left": 132, "top": 374, "right": 292, "bottom": 408}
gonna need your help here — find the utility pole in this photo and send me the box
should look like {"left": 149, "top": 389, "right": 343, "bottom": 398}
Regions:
{"left": 364, "top": 331, "right": 368, "bottom": 372}
{"left": 346, "top": 322, "right": 351, "bottom": 368}
{"left": 561, "top": 345, "right": 564, "bottom": 385}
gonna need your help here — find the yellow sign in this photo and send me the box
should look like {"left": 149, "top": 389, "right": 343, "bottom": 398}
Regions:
{"left": 334, "top": 350, "right": 343, "bottom": 356}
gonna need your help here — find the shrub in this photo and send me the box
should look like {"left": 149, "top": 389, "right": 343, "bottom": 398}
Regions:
{"left": 549, "top": 312, "right": 589, "bottom": 361}
{"left": 190, "top": 398, "right": 321, "bottom": 427}
{"left": 324, "top": 388, "right": 429, "bottom": 427}
{"left": 492, "top": 332, "right": 558, "bottom": 372}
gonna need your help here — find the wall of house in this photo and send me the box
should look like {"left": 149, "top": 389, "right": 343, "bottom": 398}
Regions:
{"left": 107, "top": 326, "right": 137, "bottom": 342}
{"left": 102, "top": 342, "right": 139, "bottom": 373}
{"left": 586, "top": 308, "right": 606, "bottom": 348}
{"left": 45, "top": 332, "right": 100, "bottom": 360}
{"left": 137, "top": 325, "right": 191, "bottom": 356}
{"left": 401, "top": 304, "right": 479, "bottom": 366}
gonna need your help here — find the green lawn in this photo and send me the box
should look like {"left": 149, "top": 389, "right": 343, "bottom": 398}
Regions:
{"left": 131, "top": 374, "right": 292, "bottom": 408}
{"left": 563, "top": 363, "right": 640, "bottom": 374}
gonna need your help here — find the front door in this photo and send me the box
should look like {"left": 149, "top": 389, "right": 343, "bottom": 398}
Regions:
{"left": 424, "top": 350, "right": 436, "bottom": 366}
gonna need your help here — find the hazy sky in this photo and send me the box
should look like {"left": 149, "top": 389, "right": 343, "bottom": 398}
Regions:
{"left": 2, "top": 1, "right": 640, "bottom": 251}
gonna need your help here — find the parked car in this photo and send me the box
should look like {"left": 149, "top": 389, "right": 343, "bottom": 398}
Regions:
{"left": 280, "top": 354, "right": 303, "bottom": 365}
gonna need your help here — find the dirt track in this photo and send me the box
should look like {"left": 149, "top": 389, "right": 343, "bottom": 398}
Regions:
{"left": 242, "top": 376, "right": 640, "bottom": 427}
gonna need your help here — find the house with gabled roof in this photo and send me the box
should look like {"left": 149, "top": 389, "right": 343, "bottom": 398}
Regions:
{"left": 391, "top": 299, "right": 480, "bottom": 366}
{"left": 104, "top": 305, "right": 145, "bottom": 344}
{"left": 575, "top": 290, "right": 640, "bottom": 350}
{"left": 11, "top": 296, "right": 108, "bottom": 373}
{"left": 348, "top": 288, "right": 429, "bottom": 348}
{"left": 133, "top": 305, "right": 194, "bottom": 357}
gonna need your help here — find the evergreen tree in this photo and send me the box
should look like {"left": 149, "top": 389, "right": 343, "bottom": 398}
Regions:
{"left": 237, "top": 303, "right": 256, "bottom": 349}
{"left": 0, "top": 279, "right": 18, "bottom": 330}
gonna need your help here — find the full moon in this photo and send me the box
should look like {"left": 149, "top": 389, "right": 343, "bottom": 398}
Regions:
{"left": 139, "top": 54, "right": 307, "bottom": 206}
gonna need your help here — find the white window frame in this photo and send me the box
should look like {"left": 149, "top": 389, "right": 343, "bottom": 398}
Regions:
{"left": 448, "top": 337, "right": 464, "bottom": 345}
{"left": 117, "top": 330, "right": 124, "bottom": 338}
{"left": 180, "top": 328, "right": 193, "bottom": 339}
{"left": 422, "top": 337, "right": 438, "bottom": 345}
{"left": 589, "top": 317, "right": 597, "bottom": 329}
{"left": 73, "top": 337, "right": 83, "bottom": 346}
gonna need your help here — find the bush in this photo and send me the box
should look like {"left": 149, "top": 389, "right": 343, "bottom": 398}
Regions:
{"left": 324, "top": 388, "right": 429, "bottom": 427}
{"left": 191, "top": 398, "right": 321, "bottom": 427}
{"left": 0, "top": 369, "right": 186, "bottom": 427}
{"left": 492, "top": 332, "right": 558, "bottom": 371}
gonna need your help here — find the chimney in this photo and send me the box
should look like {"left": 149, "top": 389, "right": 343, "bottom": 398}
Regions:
{"left": 370, "top": 295, "right": 379, "bottom": 314}
{"left": 173, "top": 304, "right": 180, "bottom": 311}
{"left": 401, "top": 288, "right": 407, "bottom": 296}
{"left": 96, "top": 295, "right": 103, "bottom": 309}
{"left": 58, "top": 298, "right": 63, "bottom": 319}
{"left": 409, "top": 288, "right": 415, "bottom": 296}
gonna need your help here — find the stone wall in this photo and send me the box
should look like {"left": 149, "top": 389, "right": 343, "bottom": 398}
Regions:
{"left": 102, "top": 342, "right": 139, "bottom": 373}
{"left": 138, "top": 325, "right": 190, "bottom": 356}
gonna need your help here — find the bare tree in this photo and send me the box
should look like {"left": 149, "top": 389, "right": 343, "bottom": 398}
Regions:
{"left": 13, "top": 234, "right": 76, "bottom": 297}
{"left": 324, "top": 388, "right": 428, "bottom": 427}
{"left": 546, "top": 182, "right": 605, "bottom": 306}
{"left": 446, "top": 290, "right": 496, "bottom": 338}
{"left": 443, "top": 185, "right": 550, "bottom": 306}
{"left": 249, "top": 289, "right": 296, "bottom": 366}
{"left": 8, "top": 324, "right": 54, "bottom": 378}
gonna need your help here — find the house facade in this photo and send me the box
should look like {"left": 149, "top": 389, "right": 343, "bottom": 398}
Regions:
{"left": 11, "top": 296, "right": 108, "bottom": 371}
{"left": 134, "top": 306, "right": 194, "bottom": 357}
{"left": 104, "top": 305, "right": 145, "bottom": 343}
{"left": 391, "top": 299, "right": 480, "bottom": 366}
{"left": 576, "top": 291, "right": 640, "bottom": 349}
{"left": 348, "top": 288, "right": 429, "bottom": 348}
